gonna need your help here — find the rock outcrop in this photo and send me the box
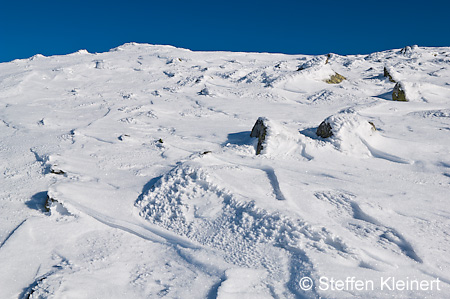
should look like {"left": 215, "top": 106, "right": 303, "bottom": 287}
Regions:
{"left": 315, "top": 110, "right": 378, "bottom": 155}
{"left": 198, "top": 87, "right": 210, "bottom": 96}
{"left": 325, "top": 72, "right": 346, "bottom": 84}
{"left": 45, "top": 194, "right": 71, "bottom": 215}
{"left": 45, "top": 195, "right": 56, "bottom": 213}
{"left": 400, "top": 45, "right": 418, "bottom": 56}
{"left": 383, "top": 67, "right": 396, "bottom": 83}
{"left": 250, "top": 117, "right": 268, "bottom": 155}
{"left": 249, "top": 117, "right": 304, "bottom": 157}
{"left": 316, "top": 121, "right": 333, "bottom": 138}
{"left": 94, "top": 60, "right": 104, "bottom": 69}
{"left": 392, "top": 82, "right": 408, "bottom": 102}
{"left": 296, "top": 56, "right": 346, "bottom": 84}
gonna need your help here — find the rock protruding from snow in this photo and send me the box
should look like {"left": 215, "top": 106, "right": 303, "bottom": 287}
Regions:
{"left": 249, "top": 117, "right": 305, "bottom": 157}
{"left": 316, "top": 109, "right": 378, "bottom": 155}
{"left": 400, "top": 45, "right": 419, "bottom": 57}
{"left": 316, "top": 121, "right": 334, "bottom": 138}
{"left": 392, "top": 82, "right": 408, "bottom": 102}
{"left": 198, "top": 87, "right": 210, "bottom": 96}
{"left": 296, "top": 57, "right": 346, "bottom": 84}
{"left": 250, "top": 117, "right": 268, "bottom": 155}
{"left": 383, "top": 66, "right": 396, "bottom": 83}
{"left": 94, "top": 60, "right": 104, "bottom": 69}
{"left": 325, "top": 72, "right": 346, "bottom": 84}
{"left": 45, "top": 195, "right": 71, "bottom": 216}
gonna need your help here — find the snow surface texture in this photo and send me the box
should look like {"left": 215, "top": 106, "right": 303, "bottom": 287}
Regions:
{"left": 1, "top": 43, "right": 450, "bottom": 298}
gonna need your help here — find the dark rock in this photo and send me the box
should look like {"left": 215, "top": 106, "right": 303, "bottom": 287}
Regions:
{"left": 392, "top": 82, "right": 408, "bottom": 102}
{"left": 45, "top": 195, "right": 71, "bottom": 215}
{"left": 400, "top": 45, "right": 418, "bottom": 55}
{"left": 45, "top": 195, "right": 57, "bottom": 213}
{"left": 94, "top": 60, "right": 104, "bottom": 69}
{"left": 163, "top": 71, "right": 175, "bottom": 78}
{"left": 250, "top": 117, "right": 268, "bottom": 155}
{"left": 198, "top": 88, "right": 210, "bottom": 96}
{"left": 50, "top": 168, "right": 66, "bottom": 175}
{"left": 316, "top": 121, "right": 333, "bottom": 138}
{"left": 118, "top": 134, "right": 130, "bottom": 141}
{"left": 325, "top": 53, "right": 332, "bottom": 65}
{"left": 383, "top": 67, "right": 396, "bottom": 83}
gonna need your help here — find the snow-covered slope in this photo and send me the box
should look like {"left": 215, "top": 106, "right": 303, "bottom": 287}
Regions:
{"left": 1, "top": 43, "right": 450, "bottom": 298}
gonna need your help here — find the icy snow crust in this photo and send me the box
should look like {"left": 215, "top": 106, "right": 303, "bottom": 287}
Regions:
{"left": 1, "top": 43, "right": 450, "bottom": 298}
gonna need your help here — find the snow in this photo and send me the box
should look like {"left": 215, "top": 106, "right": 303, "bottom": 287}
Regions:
{"left": 1, "top": 43, "right": 450, "bottom": 298}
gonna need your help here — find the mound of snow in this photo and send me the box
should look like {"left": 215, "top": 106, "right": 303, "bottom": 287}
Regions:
{"left": 250, "top": 117, "right": 304, "bottom": 157}
{"left": 299, "top": 62, "right": 338, "bottom": 82}
{"left": 317, "top": 109, "right": 377, "bottom": 155}
{"left": 394, "top": 81, "right": 450, "bottom": 103}
{"left": 392, "top": 81, "right": 429, "bottom": 102}
{"left": 276, "top": 57, "right": 346, "bottom": 91}
{"left": 298, "top": 57, "right": 345, "bottom": 83}
{"left": 298, "top": 56, "right": 328, "bottom": 70}
{"left": 399, "top": 45, "right": 420, "bottom": 57}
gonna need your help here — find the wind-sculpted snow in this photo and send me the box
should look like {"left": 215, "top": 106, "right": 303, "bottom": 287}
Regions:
{"left": 316, "top": 109, "right": 377, "bottom": 155}
{"left": 409, "top": 108, "right": 450, "bottom": 119}
{"left": 314, "top": 192, "right": 422, "bottom": 263}
{"left": 137, "top": 161, "right": 351, "bottom": 255}
{"left": 1, "top": 44, "right": 450, "bottom": 298}
{"left": 136, "top": 159, "right": 352, "bottom": 297}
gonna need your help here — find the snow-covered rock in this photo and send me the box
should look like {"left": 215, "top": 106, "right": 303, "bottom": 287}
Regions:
{"left": 393, "top": 81, "right": 408, "bottom": 101}
{"left": 316, "top": 109, "right": 377, "bottom": 155}
{"left": 250, "top": 117, "right": 304, "bottom": 157}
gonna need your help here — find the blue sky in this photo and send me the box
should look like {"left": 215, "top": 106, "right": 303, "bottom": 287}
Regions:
{"left": 1, "top": 0, "right": 449, "bottom": 62}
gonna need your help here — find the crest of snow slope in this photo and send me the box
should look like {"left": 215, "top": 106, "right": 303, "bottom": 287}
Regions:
{"left": 0, "top": 44, "right": 450, "bottom": 298}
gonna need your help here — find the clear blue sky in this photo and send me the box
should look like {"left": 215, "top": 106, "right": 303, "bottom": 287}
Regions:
{"left": 1, "top": 0, "right": 449, "bottom": 63}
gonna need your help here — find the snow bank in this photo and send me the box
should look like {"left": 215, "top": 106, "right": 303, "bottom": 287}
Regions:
{"left": 298, "top": 61, "right": 339, "bottom": 82}
{"left": 250, "top": 117, "right": 305, "bottom": 158}
{"left": 317, "top": 109, "right": 377, "bottom": 155}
